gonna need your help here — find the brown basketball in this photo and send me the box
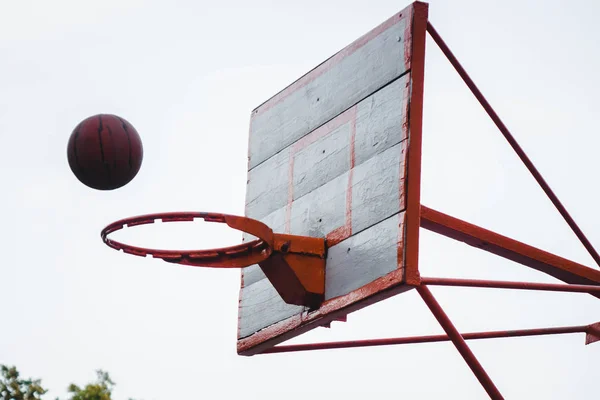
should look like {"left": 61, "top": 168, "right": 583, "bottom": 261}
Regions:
{"left": 67, "top": 114, "right": 143, "bottom": 190}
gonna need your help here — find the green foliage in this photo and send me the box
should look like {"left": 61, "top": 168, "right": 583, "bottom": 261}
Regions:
{"left": 0, "top": 366, "right": 137, "bottom": 400}
{"left": 65, "top": 370, "right": 114, "bottom": 400}
{"left": 0, "top": 365, "right": 47, "bottom": 400}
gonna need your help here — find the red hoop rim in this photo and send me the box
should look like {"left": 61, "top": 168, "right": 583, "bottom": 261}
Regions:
{"left": 100, "top": 212, "right": 274, "bottom": 268}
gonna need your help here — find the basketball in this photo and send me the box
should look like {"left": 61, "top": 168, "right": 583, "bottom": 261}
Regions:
{"left": 67, "top": 114, "right": 143, "bottom": 190}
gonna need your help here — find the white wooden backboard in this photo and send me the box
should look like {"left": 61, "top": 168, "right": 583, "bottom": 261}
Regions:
{"left": 238, "top": 1, "right": 428, "bottom": 355}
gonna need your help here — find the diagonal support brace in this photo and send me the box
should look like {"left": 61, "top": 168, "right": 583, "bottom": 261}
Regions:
{"left": 417, "top": 285, "right": 504, "bottom": 400}
{"left": 420, "top": 206, "right": 600, "bottom": 294}
{"left": 426, "top": 22, "right": 600, "bottom": 269}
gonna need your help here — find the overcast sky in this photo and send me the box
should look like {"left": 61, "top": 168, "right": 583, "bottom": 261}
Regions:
{"left": 1, "top": 0, "right": 600, "bottom": 399}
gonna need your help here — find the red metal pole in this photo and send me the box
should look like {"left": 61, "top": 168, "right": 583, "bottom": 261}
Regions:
{"left": 420, "top": 206, "right": 600, "bottom": 289}
{"left": 417, "top": 285, "right": 504, "bottom": 400}
{"left": 261, "top": 325, "right": 587, "bottom": 354}
{"left": 421, "top": 277, "right": 600, "bottom": 294}
{"left": 403, "top": 1, "right": 428, "bottom": 285}
{"left": 426, "top": 22, "right": 600, "bottom": 269}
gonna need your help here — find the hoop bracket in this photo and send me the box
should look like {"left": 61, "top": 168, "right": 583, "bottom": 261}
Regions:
{"left": 101, "top": 212, "right": 326, "bottom": 308}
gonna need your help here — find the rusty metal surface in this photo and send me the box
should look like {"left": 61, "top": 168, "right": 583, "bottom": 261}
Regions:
{"left": 101, "top": 212, "right": 326, "bottom": 308}
{"left": 403, "top": 1, "right": 428, "bottom": 286}
{"left": 262, "top": 324, "right": 588, "bottom": 353}
{"left": 421, "top": 277, "right": 600, "bottom": 294}
{"left": 240, "top": 6, "right": 600, "bottom": 396}
{"left": 417, "top": 285, "right": 505, "bottom": 400}
{"left": 585, "top": 322, "right": 600, "bottom": 345}
{"left": 426, "top": 21, "right": 600, "bottom": 269}
{"left": 420, "top": 206, "right": 600, "bottom": 290}
{"left": 101, "top": 212, "right": 273, "bottom": 268}
{"left": 238, "top": 269, "right": 410, "bottom": 355}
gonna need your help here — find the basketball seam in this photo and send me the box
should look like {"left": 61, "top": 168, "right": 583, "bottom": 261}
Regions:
{"left": 97, "top": 115, "right": 112, "bottom": 186}
{"left": 105, "top": 123, "right": 116, "bottom": 169}
{"left": 117, "top": 116, "right": 134, "bottom": 170}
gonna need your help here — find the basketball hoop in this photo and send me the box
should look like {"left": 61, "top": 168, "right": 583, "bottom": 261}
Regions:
{"left": 101, "top": 212, "right": 326, "bottom": 308}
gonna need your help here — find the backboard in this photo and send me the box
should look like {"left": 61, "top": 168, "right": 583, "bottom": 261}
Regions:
{"left": 238, "top": 1, "right": 428, "bottom": 355}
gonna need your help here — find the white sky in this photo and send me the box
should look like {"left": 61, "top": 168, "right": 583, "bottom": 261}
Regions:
{"left": 1, "top": 0, "right": 600, "bottom": 398}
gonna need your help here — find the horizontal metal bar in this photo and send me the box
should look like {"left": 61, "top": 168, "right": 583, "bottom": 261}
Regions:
{"left": 421, "top": 277, "right": 600, "bottom": 294}
{"left": 420, "top": 206, "right": 600, "bottom": 295}
{"left": 261, "top": 325, "right": 586, "bottom": 354}
{"left": 417, "top": 285, "right": 504, "bottom": 399}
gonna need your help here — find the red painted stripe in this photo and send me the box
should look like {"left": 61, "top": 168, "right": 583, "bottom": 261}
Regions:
{"left": 292, "top": 106, "right": 356, "bottom": 152}
{"left": 325, "top": 106, "right": 357, "bottom": 246}
{"left": 403, "top": 6, "right": 414, "bottom": 71}
{"left": 346, "top": 108, "right": 357, "bottom": 234}
{"left": 326, "top": 226, "right": 351, "bottom": 247}
{"left": 398, "top": 80, "right": 411, "bottom": 269}
{"left": 286, "top": 106, "right": 357, "bottom": 237}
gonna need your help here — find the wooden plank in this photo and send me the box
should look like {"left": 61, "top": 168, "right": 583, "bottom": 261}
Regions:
{"left": 239, "top": 2, "right": 421, "bottom": 352}
{"left": 290, "top": 140, "right": 406, "bottom": 242}
{"left": 238, "top": 212, "right": 405, "bottom": 339}
{"left": 292, "top": 122, "right": 352, "bottom": 201}
{"left": 326, "top": 213, "right": 404, "bottom": 299}
{"left": 351, "top": 141, "right": 407, "bottom": 235}
{"left": 245, "top": 77, "right": 410, "bottom": 221}
{"left": 240, "top": 135, "right": 408, "bottom": 337}
{"left": 354, "top": 75, "right": 409, "bottom": 166}
{"left": 241, "top": 264, "right": 265, "bottom": 290}
{"left": 241, "top": 207, "right": 287, "bottom": 288}
{"left": 238, "top": 267, "right": 409, "bottom": 355}
{"left": 248, "top": 12, "right": 412, "bottom": 169}
{"left": 289, "top": 170, "right": 348, "bottom": 239}
{"left": 238, "top": 278, "right": 304, "bottom": 338}
{"left": 245, "top": 148, "right": 290, "bottom": 221}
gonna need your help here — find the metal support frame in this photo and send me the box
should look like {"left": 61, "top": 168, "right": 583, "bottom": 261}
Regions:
{"left": 418, "top": 285, "right": 504, "bottom": 399}
{"left": 262, "top": 324, "right": 592, "bottom": 354}
{"left": 259, "top": 13, "right": 600, "bottom": 400}
{"left": 426, "top": 22, "right": 600, "bottom": 269}
{"left": 421, "top": 277, "right": 600, "bottom": 294}
{"left": 420, "top": 206, "right": 600, "bottom": 289}
{"left": 262, "top": 279, "right": 599, "bottom": 398}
